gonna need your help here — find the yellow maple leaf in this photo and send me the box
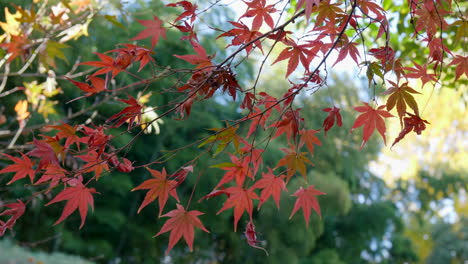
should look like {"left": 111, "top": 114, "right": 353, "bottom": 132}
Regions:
{"left": 14, "top": 100, "right": 30, "bottom": 121}
{"left": 0, "top": 7, "right": 22, "bottom": 36}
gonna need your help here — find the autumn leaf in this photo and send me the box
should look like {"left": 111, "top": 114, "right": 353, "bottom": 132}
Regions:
{"left": 272, "top": 40, "right": 316, "bottom": 78}
{"left": 289, "top": 185, "right": 325, "bottom": 226}
{"left": 131, "top": 16, "right": 167, "bottom": 48}
{"left": 251, "top": 169, "right": 287, "bottom": 209}
{"left": 174, "top": 41, "right": 213, "bottom": 70}
{"left": 107, "top": 95, "right": 143, "bottom": 129}
{"left": 392, "top": 113, "right": 430, "bottom": 147}
{"left": 276, "top": 147, "right": 313, "bottom": 180}
{"left": 132, "top": 167, "right": 179, "bottom": 216}
{"left": 75, "top": 151, "right": 109, "bottom": 180}
{"left": 217, "top": 186, "right": 259, "bottom": 232}
{"left": 14, "top": 100, "right": 30, "bottom": 122}
{"left": 449, "top": 55, "right": 468, "bottom": 80}
{"left": 154, "top": 204, "right": 209, "bottom": 255}
{"left": 321, "top": 107, "right": 342, "bottom": 136}
{"left": 296, "top": 0, "right": 320, "bottom": 21}
{"left": 26, "top": 139, "right": 60, "bottom": 169}
{"left": 270, "top": 109, "right": 304, "bottom": 141}
{"left": 167, "top": 1, "right": 198, "bottom": 23}
{"left": 34, "top": 164, "right": 67, "bottom": 191}
{"left": 80, "top": 52, "right": 128, "bottom": 78}
{"left": 402, "top": 62, "right": 437, "bottom": 87}
{"left": 350, "top": 102, "right": 394, "bottom": 149}
{"left": 48, "top": 122, "right": 83, "bottom": 149}
{"left": 0, "top": 153, "right": 35, "bottom": 185}
{"left": 299, "top": 129, "right": 322, "bottom": 155}
{"left": 213, "top": 155, "right": 253, "bottom": 188}
{"left": 66, "top": 76, "right": 105, "bottom": 96}
{"left": 45, "top": 183, "right": 98, "bottom": 229}
{"left": 241, "top": 0, "right": 278, "bottom": 30}
{"left": 383, "top": 81, "right": 420, "bottom": 125}
{"left": 0, "top": 200, "right": 26, "bottom": 236}
{"left": 244, "top": 221, "right": 268, "bottom": 255}
{"left": 217, "top": 21, "right": 264, "bottom": 54}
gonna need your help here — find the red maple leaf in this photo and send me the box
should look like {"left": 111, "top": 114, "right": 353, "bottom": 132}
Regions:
{"left": 350, "top": 102, "right": 394, "bottom": 149}
{"left": 289, "top": 185, "right": 325, "bottom": 226}
{"left": 414, "top": 1, "right": 449, "bottom": 37}
{"left": 80, "top": 52, "right": 130, "bottom": 78}
{"left": 270, "top": 108, "right": 304, "bottom": 141}
{"left": 131, "top": 16, "right": 167, "bottom": 48}
{"left": 251, "top": 169, "right": 287, "bottom": 209}
{"left": 334, "top": 37, "right": 360, "bottom": 66}
{"left": 167, "top": 1, "right": 198, "bottom": 23}
{"left": 116, "top": 158, "right": 134, "bottom": 173}
{"left": 402, "top": 62, "right": 437, "bottom": 87}
{"left": 34, "top": 164, "right": 67, "bottom": 191}
{"left": 392, "top": 113, "right": 430, "bottom": 147}
{"left": 174, "top": 41, "right": 213, "bottom": 70}
{"left": 45, "top": 183, "right": 98, "bottom": 229}
{"left": 244, "top": 221, "right": 268, "bottom": 255}
{"left": 0, "top": 153, "right": 35, "bottom": 185}
{"left": 217, "top": 21, "right": 263, "bottom": 54}
{"left": 107, "top": 44, "right": 155, "bottom": 72}
{"left": 215, "top": 155, "right": 253, "bottom": 188}
{"left": 217, "top": 186, "right": 259, "bottom": 232}
{"left": 108, "top": 95, "right": 143, "bottom": 129}
{"left": 27, "top": 139, "right": 60, "bottom": 169}
{"left": 81, "top": 125, "right": 111, "bottom": 155}
{"left": 47, "top": 122, "right": 83, "bottom": 150}
{"left": 241, "top": 0, "right": 278, "bottom": 30}
{"left": 66, "top": 76, "right": 106, "bottom": 96}
{"left": 322, "top": 107, "right": 343, "bottom": 135}
{"left": 272, "top": 39, "right": 316, "bottom": 77}
{"left": 296, "top": 0, "right": 321, "bottom": 21}
{"left": 299, "top": 129, "right": 322, "bottom": 154}
{"left": 0, "top": 200, "right": 26, "bottom": 236}
{"left": 154, "top": 204, "right": 209, "bottom": 255}
{"left": 449, "top": 55, "right": 468, "bottom": 80}
{"left": 131, "top": 167, "right": 179, "bottom": 216}
{"left": 75, "top": 151, "right": 109, "bottom": 180}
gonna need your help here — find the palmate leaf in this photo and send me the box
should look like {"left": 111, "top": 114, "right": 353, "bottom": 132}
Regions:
{"left": 251, "top": 168, "right": 287, "bottom": 209}
{"left": 384, "top": 81, "right": 420, "bottom": 125}
{"left": 130, "top": 16, "right": 167, "bottom": 48}
{"left": 289, "top": 185, "right": 325, "bottom": 226}
{"left": 45, "top": 183, "right": 98, "bottom": 229}
{"left": 0, "top": 153, "right": 35, "bottom": 185}
{"left": 131, "top": 167, "right": 179, "bottom": 216}
{"left": 154, "top": 204, "right": 209, "bottom": 255}
{"left": 216, "top": 186, "right": 259, "bottom": 232}
{"left": 350, "top": 102, "right": 394, "bottom": 149}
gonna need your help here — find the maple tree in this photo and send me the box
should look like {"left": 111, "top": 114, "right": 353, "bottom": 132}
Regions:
{"left": 0, "top": 0, "right": 466, "bottom": 258}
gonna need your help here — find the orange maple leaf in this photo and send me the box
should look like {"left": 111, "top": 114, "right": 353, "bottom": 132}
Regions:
{"left": 251, "top": 168, "right": 287, "bottom": 209}
{"left": 276, "top": 147, "right": 313, "bottom": 181}
{"left": 216, "top": 186, "right": 259, "bottom": 232}
{"left": 132, "top": 167, "right": 179, "bottom": 216}
{"left": 289, "top": 185, "right": 325, "bottom": 226}
{"left": 154, "top": 204, "right": 209, "bottom": 255}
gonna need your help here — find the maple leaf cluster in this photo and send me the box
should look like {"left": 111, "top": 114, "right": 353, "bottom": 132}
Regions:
{"left": 1, "top": 0, "right": 466, "bottom": 256}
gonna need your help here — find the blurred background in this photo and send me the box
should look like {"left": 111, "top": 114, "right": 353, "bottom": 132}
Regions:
{"left": 0, "top": 0, "right": 466, "bottom": 263}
